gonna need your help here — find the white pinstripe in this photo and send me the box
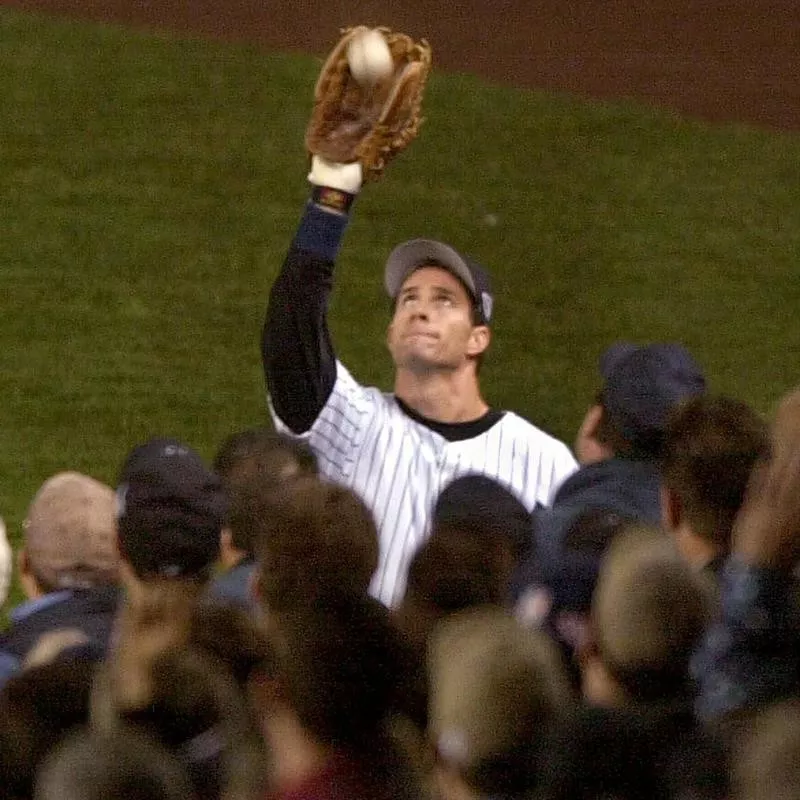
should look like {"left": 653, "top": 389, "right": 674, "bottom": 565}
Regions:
{"left": 270, "top": 362, "right": 577, "bottom": 606}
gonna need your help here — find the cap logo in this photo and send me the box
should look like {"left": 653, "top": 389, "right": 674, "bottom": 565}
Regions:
{"left": 481, "top": 291, "right": 493, "bottom": 322}
{"left": 162, "top": 444, "right": 188, "bottom": 457}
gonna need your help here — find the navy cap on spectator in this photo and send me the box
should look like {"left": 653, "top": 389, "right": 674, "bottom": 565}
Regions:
{"left": 543, "top": 509, "right": 634, "bottom": 614}
{"left": 116, "top": 438, "right": 226, "bottom": 580}
{"left": 600, "top": 342, "right": 706, "bottom": 451}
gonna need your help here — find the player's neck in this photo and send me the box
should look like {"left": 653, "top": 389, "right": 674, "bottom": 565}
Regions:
{"left": 394, "top": 368, "right": 489, "bottom": 423}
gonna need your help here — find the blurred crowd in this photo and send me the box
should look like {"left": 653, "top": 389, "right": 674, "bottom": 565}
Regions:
{"left": 1, "top": 340, "right": 799, "bottom": 800}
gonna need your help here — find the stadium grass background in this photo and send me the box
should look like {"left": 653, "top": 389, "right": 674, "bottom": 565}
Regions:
{"left": 2, "top": 8, "right": 799, "bottom": 607}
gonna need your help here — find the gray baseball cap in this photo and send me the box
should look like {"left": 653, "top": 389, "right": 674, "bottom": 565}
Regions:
{"left": 384, "top": 239, "right": 494, "bottom": 324}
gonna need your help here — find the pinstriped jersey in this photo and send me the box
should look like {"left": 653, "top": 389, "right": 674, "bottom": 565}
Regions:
{"left": 271, "top": 361, "right": 578, "bottom": 607}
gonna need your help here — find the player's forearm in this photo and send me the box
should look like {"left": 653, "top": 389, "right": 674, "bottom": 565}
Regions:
{"left": 262, "top": 200, "right": 352, "bottom": 433}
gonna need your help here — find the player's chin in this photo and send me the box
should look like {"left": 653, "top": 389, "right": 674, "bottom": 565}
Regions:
{"left": 395, "top": 349, "right": 455, "bottom": 373}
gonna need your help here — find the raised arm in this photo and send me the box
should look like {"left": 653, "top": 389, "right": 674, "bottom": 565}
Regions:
{"left": 693, "top": 388, "right": 800, "bottom": 721}
{"left": 263, "top": 26, "right": 431, "bottom": 433}
{"left": 261, "top": 172, "right": 357, "bottom": 433}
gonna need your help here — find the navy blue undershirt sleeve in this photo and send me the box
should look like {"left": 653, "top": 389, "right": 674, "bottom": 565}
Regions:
{"left": 262, "top": 200, "right": 352, "bottom": 433}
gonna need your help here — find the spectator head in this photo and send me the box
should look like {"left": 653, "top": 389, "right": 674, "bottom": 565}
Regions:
{"left": 517, "top": 509, "right": 635, "bottom": 690}
{"left": 252, "top": 476, "right": 379, "bottom": 616}
{"left": 582, "top": 525, "right": 713, "bottom": 707}
{"left": 661, "top": 394, "right": 769, "bottom": 568}
{"left": 19, "top": 472, "right": 119, "bottom": 598}
{"left": 252, "top": 592, "right": 423, "bottom": 800}
{"left": 432, "top": 474, "right": 532, "bottom": 564}
{"left": 213, "top": 428, "right": 317, "bottom": 486}
{"left": 269, "top": 594, "right": 406, "bottom": 747}
{"left": 576, "top": 342, "right": 706, "bottom": 464}
{"left": 213, "top": 428, "right": 317, "bottom": 564}
{"left": 396, "top": 528, "right": 506, "bottom": 652}
{"left": 428, "top": 607, "right": 572, "bottom": 799}
{"left": 34, "top": 728, "right": 196, "bottom": 800}
{"left": 94, "top": 645, "right": 266, "bottom": 800}
{"left": 394, "top": 474, "right": 532, "bottom": 649}
{"left": 116, "top": 438, "right": 226, "bottom": 587}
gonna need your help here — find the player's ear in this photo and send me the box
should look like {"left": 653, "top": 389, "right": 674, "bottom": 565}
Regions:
{"left": 467, "top": 325, "right": 490, "bottom": 357}
{"left": 386, "top": 319, "right": 397, "bottom": 350}
{"left": 574, "top": 404, "right": 608, "bottom": 465}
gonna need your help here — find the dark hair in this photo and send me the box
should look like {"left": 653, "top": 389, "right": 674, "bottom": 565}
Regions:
{"left": 662, "top": 394, "right": 769, "bottom": 550}
{"left": 213, "top": 429, "right": 317, "bottom": 483}
{"left": 0, "top": 658, "right": 96, "bottom": 800}
{"left": 275, "top": 594, "right": 424, "bottom": 800}
{"left": 188, "top": 602, "right": 276, "bottom": 691}
{"left": 213, "top": 429, "right": 318, "bottom": 555}
{"left": 276, "top": 595, "right": 398, "bottom": 744}
{"left": 253, "top": 477, "right": 379, "bottom": 614}
{"left": 539, "top": 706, "right": 729, "bottom": 800}
{"left": 433, "top": 474, "right": 532, "bottom": 563}
{"left": 563, "top": 507, "right": 634, "bottom": 557}
{"left": 406, "top": 523, "right": 510, "bottom": 611}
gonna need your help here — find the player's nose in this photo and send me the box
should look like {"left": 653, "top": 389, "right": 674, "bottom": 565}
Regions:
{"left": 410, "top": 304, "right": 430, "bottom": 321}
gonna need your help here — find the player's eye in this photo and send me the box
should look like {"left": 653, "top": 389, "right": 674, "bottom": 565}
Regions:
{"left": 435, "top": 293, "right": 454, "bottom": 306}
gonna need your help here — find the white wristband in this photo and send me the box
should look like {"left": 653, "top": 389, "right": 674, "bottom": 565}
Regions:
{"left": 307, "top": 155, "right": 363, "bottom": 194}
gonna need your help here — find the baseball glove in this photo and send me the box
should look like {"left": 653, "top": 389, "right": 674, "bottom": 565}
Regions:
{"left": 305, "top": 26, "right": 432, "bottom": 182}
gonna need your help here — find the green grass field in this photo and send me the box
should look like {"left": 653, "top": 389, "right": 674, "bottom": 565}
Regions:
{"left": 2, "top": 8, "right": 799, "bottom": 607}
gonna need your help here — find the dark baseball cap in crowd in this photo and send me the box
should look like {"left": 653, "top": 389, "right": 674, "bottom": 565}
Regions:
{"left": 543, "top": 508, "right": 634, "bottom": 615}
{"left": 116, "top": 438, "right": 227, "bottom": 580}
{"left": 434, "top": 474, "right": 532, "bottom": 561}
{"left": 384, "top": 238, "right": 494, "bottom": 324}
{"left": 600, "top": 342, "right": 707, "bottom": 450}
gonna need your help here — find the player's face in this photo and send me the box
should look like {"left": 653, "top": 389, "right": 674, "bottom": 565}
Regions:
{"left": 387, "top": 266, "right": 489, "bottom": 372}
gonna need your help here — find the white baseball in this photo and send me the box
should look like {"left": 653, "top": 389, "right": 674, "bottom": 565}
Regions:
{"left": 347, "top": 29, "right": 394, "bottom": 86}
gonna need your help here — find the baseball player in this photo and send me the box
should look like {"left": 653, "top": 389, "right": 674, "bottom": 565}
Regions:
{"left": 261, "top": 29, "right": 578, "bottom": 606}
{"left": 262, "top": 200, "right": 577, "bottom": 605}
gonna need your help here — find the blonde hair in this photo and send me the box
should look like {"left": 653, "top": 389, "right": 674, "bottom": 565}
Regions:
{"left": 592, "top": 525, "right": 713, "bottom": 701}
{"left": 429, "top": 606, "right": 572, "bottom": 793}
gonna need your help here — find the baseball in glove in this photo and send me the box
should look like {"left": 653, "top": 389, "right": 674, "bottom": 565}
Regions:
{"left": 305, "top": 26, "right": 432, "bottom": 182}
